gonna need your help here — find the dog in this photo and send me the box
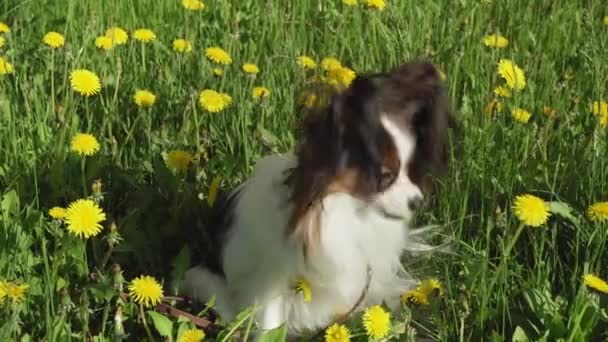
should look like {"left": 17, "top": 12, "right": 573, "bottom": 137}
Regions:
{"left": 181, "top": 59, "right": 451, "bottom": 337}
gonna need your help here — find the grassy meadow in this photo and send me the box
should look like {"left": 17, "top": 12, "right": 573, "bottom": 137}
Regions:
{"left": 1, "top": 0, "right": 608, "bottom": 340}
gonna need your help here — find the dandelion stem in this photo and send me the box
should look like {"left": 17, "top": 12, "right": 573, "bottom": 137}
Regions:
{"left": 80, "top": 158, "right": 87, "bottom": 196}
{"left": 139, "top": 304, "right": 155, "bottom": 342}
{"left": 141, "top": 44, "right": 146, "bottom": 73}
{"left": 85, "top": 97, "right": 91, "bottom": 131}
{"left": 146, "top": 108, "right": 152, "bottom": 147}
{"left": 241, "top": 306, "right": 256, "bottom": 342}
{"left": 483, "top": 223, "right": 527, "bottom": 318}
{"left": 220, "top": 307, "right": 256, "bottom": 342}
{"left": 503, "top": 223, "right": 526, "bottom": 259}
{"left": 50, "top": 50, "right": 55, "bottom": 119}
{"left": 185, "top": 11, "right": 190, "bottom": 41}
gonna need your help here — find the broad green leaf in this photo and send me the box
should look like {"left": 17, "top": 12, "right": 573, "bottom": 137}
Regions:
{"left": 56, "top": 277, "right": 67, "bottom": 292}
{"left": 1, "top": 189, "right": 19, "bottom": 221}
{"left": 258, "top": 324, "right": 287, "bottom": 342}
{"left": 87, "top": 282, "right": 116, "bottom": 302}
{"left": 147, "top": 311, "right": 174, "bottom": 340}
{"left": 256, "top": 124, "right": 280, "bottom": 151}
{"left": 175, "top": 321, "right": 190, "bottom": 342}
{"left": 549, "top": 201, "right": 580, "bottom": 227}
{"left": 170, "top": 245, "right": 191, "bottom": 291}
{"left": 512, "top": 326, "right": 529, "bottom": 342}
{"left": 548, "top": 313, "right": 567, "bottom": 339}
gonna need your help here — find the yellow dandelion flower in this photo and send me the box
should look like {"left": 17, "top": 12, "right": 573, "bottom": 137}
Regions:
{"left": 213, "top": 68, "right": 223, "bottom": 77}
{"left": 599, "top": 113, "right": 608, "bottom": 128}
{"left": 43, "top": 31, "right": 65, "bottom": 48}
{"left": 542, "top": 106, "right": 557, "bottom": 118}
{"left": 173, "top": 38, "right": 192, "bottom": 53}
{"left": 484, "top": 99, "right": 503, "bottom": 115}
{"left": 0, "top": 36, "right": 6, "bottom": 48}
{"left": 591, "top": 101, "right": 608, "bottom": 117}
{"left": 0, "top": 56, "right": 13, "bottom": 75}
{"left": 0, "top": 22, "right": 9, "bottom": 33}
{"left": 325, "top": 66, "right": 356, "bottom": 91}
{"left": 95, "top": 36, "right": 114, "bottom": 51}
{"left": 64, "top": 199, "right": 106, "bottom": 239}
{"left": 438, "top": 69, "right": 447, "bottom": 81}
{"left": 133, "top": 89, "right": 157, "bottom": 107}
{"left": 207, "top": 175, "right": 222, "bottom": 207}
{"left": 362, "top": 305, "right": 390, "bottom": 339}
{"left": 604, "top": 16, "right": 608, "bottom": 26}
{"left": 198, "top": 89, "right": 231, "bottom": 112}
{"left": 365, "top": 0, "right": 385, "bottom": 10}
{"left": 105, "top": 27, "right": 128, "bottom": 45}
{"left": 324, "top": 323, "right": 351, "bottom": 342}
{"left": 401, "top": 278, "right": 442, "bottom": 306}
{"left": 71, "top": 133, "right": 100, "bottom": 156}
{"left": 205, "top": 47, "right": 232, "bottom": 65}
{"left": 563, "top": 72, "right": 575, "bottom": 81}
{"left": 49, "top": 207, "right": 67, "bottom": 220}
{"left": 497, "top": 59, "right": 526, "bottom": 91}
{"left": 482, "top": 34, "right": 509, "bottom": 48}
{"left": 321, "top": 57, "right": 342, "bottom": 71}
{"left": 401, "top": 289, "right": 428, "bottom": 305}
{"left": 512, "top": 194, "right": 551, "bottom": 227}
{"left": 301, "top": 91, "right": 320, "bottom": 109}
{"left": 70, "top": 69, "right": 101, "bottom": 96}
{"left": 511, "top": 108, "right": 531, "bottom": 123}
{"left": 297, "top": 55, "right": 317, "bottom": 69}
{"left": 128, "top": 275, "right": 163, "bottom": 307}
{"left": 493, "top": 86, "right": 511, "bottom": 98}
{"left": 587, "top": 202, "right": 608, "bottom": 222}
{"left": 419, "top": 278, "right": 443, "bottom": 297}
{"left": 180, "top": 328, "right": 206, "bottom": 342}
{"left": 0, "top": 282, "right": 28, "bottom": 302}
{"left": 343, "top": 0, "right": 358, "bottom": 5}
{"left": 294, "top": 277, "right": 312, "bottom": 303}
{"left": 166, "top": 150, "right": 194, "bottom": 172}
{"left": 584, "top": 274, "right": 608, "bottom": 294}
{"left": 133, "top": 29, "right": 156, "bottom": 43}
{"left": 242, "top": 63, "right": 260, "bottom": 74}
{"left": 252, "top": 86, "right": 270, "bottom": 100}
{"left": 182, "top": 0, "right": 205, "bottom": 11}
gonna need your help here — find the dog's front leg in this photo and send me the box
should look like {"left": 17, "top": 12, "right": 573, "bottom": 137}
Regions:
{"left": 259, "top": 295, "right": 285, "bottom": 331}
{"left": 249, "top": 295, "right": 286, "bottom": 341}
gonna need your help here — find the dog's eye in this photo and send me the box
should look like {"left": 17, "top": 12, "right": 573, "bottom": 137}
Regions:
{"left": 413, "top": 106, "right": 430, "bottom": 128}
{"left": 378, "top": 166, "right": 397, "bottom": 190}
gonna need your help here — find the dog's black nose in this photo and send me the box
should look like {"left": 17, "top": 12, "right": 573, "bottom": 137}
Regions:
{"left": 408, "top": 196, "right": 423, "bottom": 210}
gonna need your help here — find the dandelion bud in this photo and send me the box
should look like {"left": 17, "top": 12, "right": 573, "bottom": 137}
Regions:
{"left": 108, "top": 222, "right": 123, "bottom": 247}
{"left": 112, "top": 263, "right": 125, "bottom": 291}
{"left": 91, "top": 179, "right": 102, "bottom": 196}
{"left": 114, "top": 305, "right": 126, "bottom": 337}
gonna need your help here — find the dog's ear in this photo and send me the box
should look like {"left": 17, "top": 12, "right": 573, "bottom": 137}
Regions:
{"left": 394, "top": 60, "right": 441, "bottom": 85}
{"left": 328, "top": 76, "right": 387, "bottom": 170}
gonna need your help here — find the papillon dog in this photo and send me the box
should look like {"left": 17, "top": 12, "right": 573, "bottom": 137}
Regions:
{"left": 181, "top": 60, "right": 451, "bottom": 337}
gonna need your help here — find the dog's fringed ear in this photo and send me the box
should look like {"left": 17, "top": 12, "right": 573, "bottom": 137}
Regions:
{"left": 328, "top": 90, "right": 346, "bottom": 137}
{"left": 394, "top": 60, "right": 441, "bottom": 85}
{"left": 326, "top": 76, "right": 367, "bottom": 167}
{"left": 327, "top": 75, "right": 371, "bottom": 127}
{"left": 328, "top": 76, "right": 384, "bottom": 166}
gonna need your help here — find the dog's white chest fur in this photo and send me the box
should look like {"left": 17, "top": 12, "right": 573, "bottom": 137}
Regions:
{"left": 182, "top": 154, "right": 418, "bottom": 334}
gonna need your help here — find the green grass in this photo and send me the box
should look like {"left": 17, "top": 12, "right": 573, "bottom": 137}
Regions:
{"left": 1, "top": 0, "right": 607, "bottom": 340}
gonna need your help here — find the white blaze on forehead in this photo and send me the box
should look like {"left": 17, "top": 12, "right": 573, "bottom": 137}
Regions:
{"left": 375, "top": 115, "right": 422, "bottom": 220}
{"left": 379, "top": 115, "right": 415, "bottom": 167}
